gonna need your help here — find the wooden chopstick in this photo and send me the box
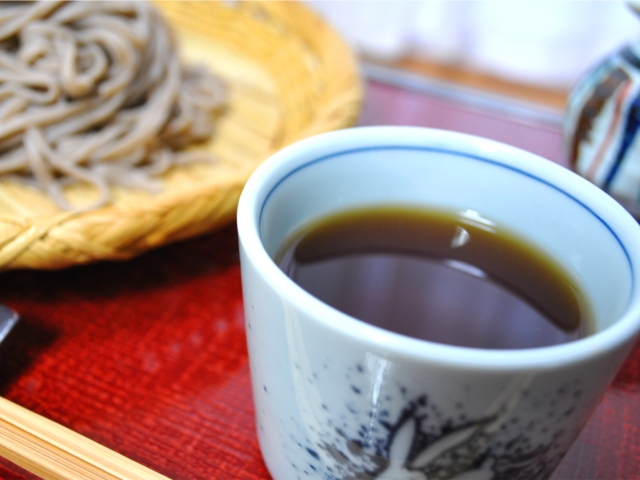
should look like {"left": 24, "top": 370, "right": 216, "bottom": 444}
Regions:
{"left": 0, "top": 396, "right": 170, "bottom": 480}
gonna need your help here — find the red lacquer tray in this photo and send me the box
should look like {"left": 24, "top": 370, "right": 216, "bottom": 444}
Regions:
{"left": 0, "top": 77, "right": 638, "bottom": 479}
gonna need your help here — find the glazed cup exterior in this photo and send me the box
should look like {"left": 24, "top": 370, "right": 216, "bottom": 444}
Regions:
{"left": 237, "top": 126, "right": 640, "bottom": 480}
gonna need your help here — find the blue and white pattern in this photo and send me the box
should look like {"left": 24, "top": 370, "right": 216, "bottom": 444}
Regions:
{"left": 268, "top": 360, "right": 588, "bottom": 480}
{"left": 565, "top": 43, "right": 640, "bottom": 202}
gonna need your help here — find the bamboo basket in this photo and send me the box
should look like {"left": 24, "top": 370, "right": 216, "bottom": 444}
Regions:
{"left": 0, "top": 1, "right": 362, "bottom": 270}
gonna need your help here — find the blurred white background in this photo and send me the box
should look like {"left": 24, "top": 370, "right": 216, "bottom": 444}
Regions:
{"left": 306, "top": 0, "right": 640, "bottom": 90}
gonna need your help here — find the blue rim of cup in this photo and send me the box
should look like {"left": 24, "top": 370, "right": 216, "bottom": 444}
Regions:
{"left": 259, "top": 144, "right": 633, "bottom": 275}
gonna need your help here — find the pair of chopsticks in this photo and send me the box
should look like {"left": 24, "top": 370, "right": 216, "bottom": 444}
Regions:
{"left": 0, "top": 396, "right": 170, "bottom": 480}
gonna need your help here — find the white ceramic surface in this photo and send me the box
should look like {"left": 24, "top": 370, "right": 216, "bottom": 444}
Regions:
{"left": 237, "top": 126, "right": 640, "bottom": 480}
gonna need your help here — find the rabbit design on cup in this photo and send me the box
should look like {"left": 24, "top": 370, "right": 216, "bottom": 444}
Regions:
{"left": 375, "top": 414, "right": 494, "bottom": 480}
{"left": 375, "top": 377, "right": 533, "bottom": 480}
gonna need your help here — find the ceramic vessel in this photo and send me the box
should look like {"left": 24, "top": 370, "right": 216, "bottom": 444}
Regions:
{"left": 237, "top": 126, "right": 640, "bottom": 480}
{"left": 564, "top": 4, "right": 640, "bottom": 204}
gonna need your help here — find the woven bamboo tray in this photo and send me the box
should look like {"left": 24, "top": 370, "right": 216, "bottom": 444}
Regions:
{"left": 0, "top": 0, "right": 362, "bottom": 270}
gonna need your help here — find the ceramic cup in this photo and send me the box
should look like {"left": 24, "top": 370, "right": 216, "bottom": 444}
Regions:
{"left": 237, "top": 126, "right": 640, "bottom": 480}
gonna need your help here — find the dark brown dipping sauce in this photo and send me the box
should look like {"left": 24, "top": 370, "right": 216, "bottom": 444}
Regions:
{"left": 276, "top": 207, "right": 593, "bottom": 349}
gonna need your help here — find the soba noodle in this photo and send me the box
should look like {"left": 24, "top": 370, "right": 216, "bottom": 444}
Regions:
{"left": 0, "top": 1, "right": 226, "bottom": 211}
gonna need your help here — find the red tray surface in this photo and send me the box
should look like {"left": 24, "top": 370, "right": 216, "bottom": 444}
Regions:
{"left": 0, "top": 80, "right": 638, "bottom": 479}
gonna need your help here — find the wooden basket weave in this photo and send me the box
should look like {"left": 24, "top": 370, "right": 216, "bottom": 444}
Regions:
{"left": 0, "top": 0, "right": 362, "bottom": 270}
